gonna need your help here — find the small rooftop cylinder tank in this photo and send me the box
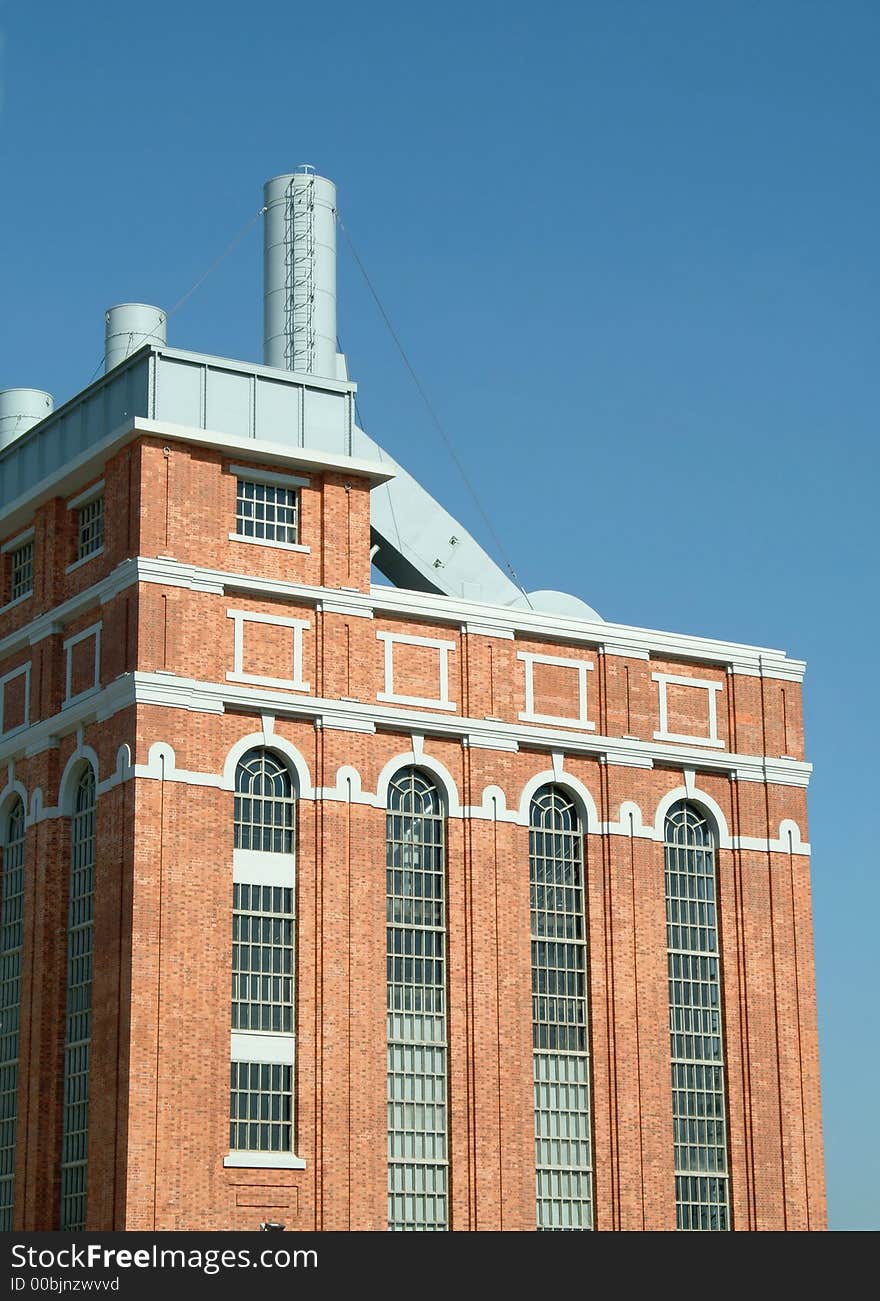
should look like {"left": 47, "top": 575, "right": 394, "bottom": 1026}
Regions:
{"left": 105, "top": 303, "right": 167, "bottom": 373}
{"left": 0, "top": 388, "right": 54, "bottom": 451}
{"left": 263, "top": 169, "right": 337, "bottom": 379}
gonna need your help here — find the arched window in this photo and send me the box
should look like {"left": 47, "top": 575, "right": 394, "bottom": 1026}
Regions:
{"left": 530, "top": 785, "right": 593, "bottom": 1230}
{"left": 60, "top": 766, "right": 96, "bottom": 1231}
{"left": 0, "top": 798, "right": 26, "bottom": 1231}
{"left": 229, "top": 750, "right": 296, "bottom": 1159}
{"left": 234, "top": 749, "right": 294, "bottom": 853}
{"left": 664, "top": 801, "right": 730, "bottom": 1230}
{"left": 386, "top": 769, "right": 447, "bottom": 1231}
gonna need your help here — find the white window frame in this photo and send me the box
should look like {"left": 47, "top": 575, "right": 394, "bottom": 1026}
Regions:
{"left": 63, "top": 623, "right": 102, "bottom": 705}
{"left": 0, "top": 662, "right": 30, "bottom": 736}
{"left": 225, "top": 822, "right": 304, "bottom": 1168}
{"left": 376, "top": 631, "right": 457, "bottom": 711}
{"left": 225, "top": 610, "right": 311, "bottom": 692}
{"left": 652, "top": 672, "right": 725, "bottom": 748}
{"left": 66, "top": 482, "right": 105, "bottom": 572}
{"left": 517, "top": 651, "right": 596, "bottom": 729}
{"left": 229, "top": 466, "right": 311, "bottom": 554}
{"left": 2, "top": 527, "right": 35, "bottom": 610}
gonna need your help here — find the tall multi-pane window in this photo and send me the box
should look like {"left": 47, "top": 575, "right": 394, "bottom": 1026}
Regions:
{"left": 60, "top": 767, "right": 96, "bottom": 1231}
{"left": 386, "top": 769, "right": 448, "bottom": 1231}
{"left": 9, "top": 543, "right": 33, "bottom": 603}
{"left": 0, "top": 798, "right": 26, "bottom": 1231}
{"left": 665, "top": 801, "right": 731, "bottom": 1230}
{"left": 230, "top": 750, "right": 296, "bottom": 1156}
{"left": 236, "top": 480, "right": 298, "bottom": 545}
{"left": 76, "top": 498, "right": 103, "bottom": 561}
{"left": 530, "top": 786, "right": 593, "bottom": 1230}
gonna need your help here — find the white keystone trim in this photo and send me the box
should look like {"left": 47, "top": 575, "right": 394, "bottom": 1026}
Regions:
{"left": 376, "top": 631, "right": 457, "bottom": 711}
{"left": 515, "top": 767, "right": 600, "bottom": 832}
{"left": 374, "top": 747, "right": 462, "bottom": 817}
{"left": 518, "top": 651, "right": 595, "bottom": 729}
{"left": 63, "top": 622, "right": 101, "bottom": 705}
{"left": 220, "top": 732, "right": 314, "bottom": 799}
{"left": 226, "top": 609, "right": 311, "bottom": 692}
{"left": 652, "top": 672, "right": 724, "bottom": 747}
{"left": 0, "top": 661, "right": 30, "bottom": 736}
{"left": 652, "top": 785, "right": 733, "bottom": 849}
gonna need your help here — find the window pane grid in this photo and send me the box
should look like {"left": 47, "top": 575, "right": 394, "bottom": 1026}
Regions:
{"left": 229, "top": 1062, "right": 292, "bottom": 1152}
{"left": 386, "top": 770, "right": 448, "bottom": 1231}
{"left": 60, "top": 769, "right": 96, "bottom": 1231}
{"left": 665, "top": 802, "right": 730, "bottom": 1231}
{"left": 230, "top": 751, "right": 296, "bottom": 1157}
{"left": 0, "top": 800, "right": 25, "bottom": 1230}
{"left": 232, "top": 884, "right": 295, "bottom": 1032}
{"left": 77, "top": 498, "right": 103, "bottom": 561}
{"left": 9, "top": 544, "right": 33, "bottom": 602}
{"left": 234, "top": 751, "right": 294, "bottom": 853}
{"left": 236, "top": 480, "right": 298, "bottom": 544}
{"left": 530, "top": 787, "right": 593, "bottom": 1231}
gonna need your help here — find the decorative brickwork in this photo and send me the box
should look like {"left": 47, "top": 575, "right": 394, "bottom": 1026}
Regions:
{"left": 0, "top": 429, "right": 825, "bottom": 1230}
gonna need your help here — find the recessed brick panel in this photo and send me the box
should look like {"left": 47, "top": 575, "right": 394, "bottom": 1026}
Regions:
{"left": 530, "top": 659, "right": 583, "bottom": 720}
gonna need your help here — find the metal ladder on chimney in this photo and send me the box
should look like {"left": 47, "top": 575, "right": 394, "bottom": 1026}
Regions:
{"left": 283, "top": 169, "right": 316, "bottom": 374}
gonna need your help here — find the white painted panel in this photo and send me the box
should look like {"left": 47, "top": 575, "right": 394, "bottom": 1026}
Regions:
{"left": 206, "top": 368, "right": 252, "bottom": 438}
{"left": 155, "top": 358, "right": 203, "bottom": 427}
{"left": 303, "top": 388, "right": 346, "bottom": 452}
{"left": 255, "top": 377, "right": 300, "bottom": 446}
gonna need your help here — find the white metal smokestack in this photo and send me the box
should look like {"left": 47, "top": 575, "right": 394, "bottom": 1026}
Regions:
{"left": 263, "top": 168, "right": 337, "bottom": 378}
{"left": 0, "top": 388, "right": 54, "bottom": 451}
{"left": 105, "top": 303, "right": 167, "bottom": 373}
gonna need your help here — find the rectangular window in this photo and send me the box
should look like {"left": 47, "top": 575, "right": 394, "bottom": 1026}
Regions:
{"left": 232, "top": 884, "right": 294, "bottom": 1033}
{"left": 229, "top": 1062, "right": 292, "bottom": 1153}
{"left": 9, "top": 543, "right": 33, "bottom": 603}
{"left": 77, "top": 498, "right": 103, "bottom": 562}
{"left": 236, "top": 480, "right": 298, "bottom": 545}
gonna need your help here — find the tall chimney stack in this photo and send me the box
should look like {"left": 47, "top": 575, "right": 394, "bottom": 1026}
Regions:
{"left": 263, "top": 167, "right": 337, "bottom": 379}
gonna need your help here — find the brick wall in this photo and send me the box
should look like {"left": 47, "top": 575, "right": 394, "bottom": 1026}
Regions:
{"left": 0, "top": 431, "right": 825, "bottom": 1230}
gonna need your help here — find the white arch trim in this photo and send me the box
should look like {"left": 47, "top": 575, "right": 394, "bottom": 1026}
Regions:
{"left": 220, "top": 732, "right": 314, "bottom": 799}
{"left": 0, "top": 776, "right": 29, "bottom": 836}
{"left": 57, "top": 744, "right": 100, "bottom": 816}
{"left": 774, "top": 819, "right": 811, "bottom": 856}
{"left": 605, "top": 798, "right": 654, "bottom": 840}
{"left": 374, "top": 748, "right": 462, "bottom": 818}
{"left": 515, "top": 769, "right": 600, "bottom": 832}
{"left": 652, "top": 785, "right": 732, "bottom": 849}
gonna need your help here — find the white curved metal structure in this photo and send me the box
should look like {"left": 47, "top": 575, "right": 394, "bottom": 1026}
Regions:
{"left": 0, "top": 389, "right": 54, "bottom": 451}
{"left": 105, "top": 304, "right": 167, "bottom": 373}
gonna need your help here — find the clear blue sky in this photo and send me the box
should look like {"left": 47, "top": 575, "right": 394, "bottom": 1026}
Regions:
{"left": 1, "top": 0, "right": 877, "bottom": 1231}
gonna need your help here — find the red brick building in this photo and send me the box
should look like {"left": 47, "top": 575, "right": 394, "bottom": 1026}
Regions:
{"left": 0, "top": 171, "right": 825, "bottom": 1231}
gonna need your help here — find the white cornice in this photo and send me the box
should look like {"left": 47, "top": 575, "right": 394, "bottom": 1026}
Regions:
{"left": 0, "top": 554, "right": 807, "bottom": 685}
{"left": 0, "top": 667, "right": 812, "bottom": 789}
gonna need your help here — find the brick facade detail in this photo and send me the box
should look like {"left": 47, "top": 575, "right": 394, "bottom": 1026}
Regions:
{"left": 0, "top": 432, "right": 826, "bottom": 1230}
